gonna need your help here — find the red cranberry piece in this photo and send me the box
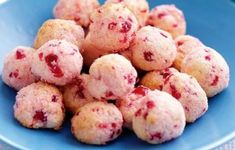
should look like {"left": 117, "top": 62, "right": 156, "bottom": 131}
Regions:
{"left": 160, "top": 68, "right": 172, "bottom": 79}
{"left": 205, "top": 55, "right": 211, "bottom": 61}
{"left": 74, "top": 16, "right": 80, "bottom": 22}
{"left": 143, "top": 51, "right": 154, "bottom": 61}
{"left": 109, "top": 131, "right": 115, "bottom": 139}
{"left": 105, "top": 91, "right": 114, "bottom": 97}
{"left": 45, "top": 54, "right": 64, "bottom": 77}
{"left": 108, "top": 22, "right": 117, "bottom": 30}
{"left": 124, "top": 73, "right": 135, "bottom": 84}
{"left": 111, "top": 123, "right": 117, "bottom": 128}
{"left": 177, "top": 41, "right": 184, "bottom": 46}
{"left": 39, "top": 53, "right": 43, "bottom": 61}
{"left": 164, "top": 74, "right": 173, "bottom": 84}
{"left": 170, "top": 84, "right": 181, "bottom": 99}
{"left": 172, "top": 24, "right": 178, "bottom": 28}
{"left": 33, "top": 110, "right": 47, "bottom": 122}
{"left": 150, "top": 132, "right": 162, "bottom": 140}
{"left": 98, "top": 123, "right": 108, "bottom": 129}
{"left": 143, "top": 111, "right": 148, "bottom": 120}
{"left": 158, "top": 13, "right": 167, "bottom": 19}
{"left": 9, "top": 70, "right": 19, "bottom": 78}
{"left": 184, "top": 106, "right": 190, "bottom": 112}
{"left": 16, "top": 49, "right": 26, "bottom": 59}
{"left": 211, "top": 76, "right": 219, "bottom": 86}
{"left": 146, "top": 101, "right": 155, "bottom": 109}
{"left": 119, "top": 21, "right": 132, "bottom": 33}
{"left": 51, "top": 95, "right": 57, "bottom": 102}
{"left": 135, "top": 109, "right": 142, "bottom": 117}
{"left": 132, "top": 86, "right": 148, "bottom": 96}
{"left": 140, "top": 9, "right": 147, "bottom": 13}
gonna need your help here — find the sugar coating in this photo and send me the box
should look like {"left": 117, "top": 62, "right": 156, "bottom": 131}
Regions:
{"left": 140, "top": 68, "right": 178, "bottom": 90}
{"left": 53, "top": 0, "right": 100, "bottom": 27}
{"left": 147, "top": 4, "right": 186, "bottom": 39}
{"left": 88, "top": 3, "right": 138, "bottom": 53}
{"left": 34, "top": 19, "right": 85, "bottom": 50}
{"left": 116, "top": 86, "right": 150, "bottom": 129}
{"left": 87, "top": 54, "right": 137, "bottom": 100}
{"left": 132, "top": 90, "right": 185, "bottom": 144}
{"left": 31, "top": 40, "right": 83, "bottom": 86}
{"left": 162, "top": 72, "right": 208, "bottom": 122}
{"left": 63, "top": 74, "right": 96, "bottom": 113}
{"left": 105, "top": 0, "right": 149, "bottom": 26}
{"left": 173, "top": 35, "right": 204, "bottom": 70}
{"left": 14, "top": 82, "right": 65, "bottom": 130}
{"left": 71, "top": 102, "right": 123, "bottom": 145}
{"left": 130, "top": 26, "right": 177, "bottom": 71}
{"left": 181, "top": 47, "right": 230, "bottom": 97}
{"left": 2, "top": 46, "right": 37, "bottom": 91}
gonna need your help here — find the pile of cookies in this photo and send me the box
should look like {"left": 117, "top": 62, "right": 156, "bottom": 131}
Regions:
{"left": 2, "top": 0, "right": 230, "bottom": 145}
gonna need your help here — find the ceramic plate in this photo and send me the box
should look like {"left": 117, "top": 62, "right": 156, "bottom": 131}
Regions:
{"left": 0, "top": 0, "right": 235, "bottom": 149}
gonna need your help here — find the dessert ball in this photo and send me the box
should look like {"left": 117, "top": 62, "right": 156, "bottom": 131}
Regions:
{"left": 116, "top": 86, "right": 150, "bottom": 129}
{"left": 31, "top": 40, "right": 83, "bottom": 86}
{"left": 132, "top": 90, "right": 185, "bottom": 144}
{"left": 147, "top": 5, "right": 186, "bottom": 38}
{"left": 181, "top": 47, "right": 230, "bottom": 97}
{"left": 63, "top": 74, "right": 96, "bottom": 113}
{"left": 34, "top": 19, "right": 84, "bottom": 50}
{"left": 173, "top": 35, "right": 204, "bottom": 70}
{"left": 87, "top": 54, "right": 137, "bottom": 100}
{"left": 130, "top": 26, "right": 177, "bottom": 71}
{"left": 105, "top": 0, "right": 149, "bottom": 26}
{"left": 162, "top": 72, "right": 208, "bottom": 122}
{"left": 2, "top": 46, "right": 36, "bottom": 91}
{"left": 88, "top": 3, "right": 138, "bottom": 53}
{"left": 82, "top": 34, "right": 109, "bottom": 66}
{"left": 71, "top": 101, "right": 123, "bottom": 145}
{"left": 140, "top": 68, "right": 178, "bottom": 90}
{"left": 14, "top": 82, "right": 65, "bottom": 130}
{"left": 53, "top": 0, "right": 100, "bottom": 27}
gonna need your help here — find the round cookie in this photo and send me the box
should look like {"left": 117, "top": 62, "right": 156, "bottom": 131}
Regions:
{"left": 34, "top": 19, "right": 85, "bottom": 50}
{"left": 116, "top": 86, "right": 150, "bottom": 129}
{"left": 88, "top": 3, "right": 138, "bottom": 53}
{"left": 2, "top": 46, "right": 37, "bottom": 91}
{"left": 31, "top": 40, "right": 83, "bottom": 86}
{"left": 162, "top": 72, "right": 208, "bottom": 122}
{"left": 181, "top": 47, "right": 230, "bottom": 97}
{"left": 71, "top": 101, "right": 123, "bottom": 145}
{"left": 130, "top": 26, "right": 177, "bottom": 71}
{"left": 53, "top": 0, "right": 100, "bottom": 27}
{"left": 140, "top": 67, "right": 178, "bottom": 90}
{"left": 173, "top": 35, "right": 204, "bottom": 70}
{"left": 14, "top": 82, "right": 65, "bottom": 130}
{"left": 147, "top": 4, "right": 186, "bottom": 38}
{"left": 82, "top": 34, "right": 109, "bottom": 66}
{"left": 132, "top": 90, "right": 186, "bottom": 144}
{"left": 87, "top": 54, "right": 137, "bottom": 100}
{"left": 105, "top": 0, "right": 149, "bottom": 26}
{"left": 63, "top": 74, "right": 96, "bottom": 113}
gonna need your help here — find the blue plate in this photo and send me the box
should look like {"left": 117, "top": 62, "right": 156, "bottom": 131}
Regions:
{"left": 0, "top": 0, "right": 235, "bottom": 149}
